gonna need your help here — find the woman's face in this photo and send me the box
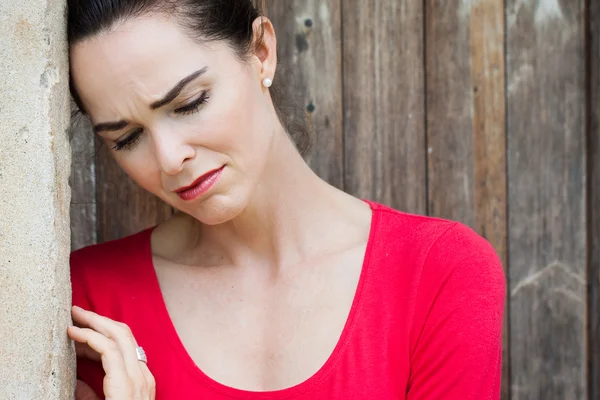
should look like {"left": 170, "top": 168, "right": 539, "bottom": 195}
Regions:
{"left": 70, "top": 14, "right": 278, "bottom": 225}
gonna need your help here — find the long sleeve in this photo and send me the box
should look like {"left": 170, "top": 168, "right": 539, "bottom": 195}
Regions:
{"left": 407, "top": 223, "right": 506, "bottom": 400}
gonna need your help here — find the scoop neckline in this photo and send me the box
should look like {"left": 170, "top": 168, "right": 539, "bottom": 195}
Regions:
{"left": 142, "top": 200, "right": 380, "bottom": 399}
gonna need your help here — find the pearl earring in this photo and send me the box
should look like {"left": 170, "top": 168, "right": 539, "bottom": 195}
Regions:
{"left": 262, "top": 77, "right": 273, "bottom": 88}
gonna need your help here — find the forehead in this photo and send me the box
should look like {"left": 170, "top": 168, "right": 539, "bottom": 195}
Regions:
{"left": 70, "top": 14, "right": 237, "bottom": 115}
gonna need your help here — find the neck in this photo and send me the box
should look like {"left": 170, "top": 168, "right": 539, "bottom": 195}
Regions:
{"left": 185, "top": 128, "right": 364, "bottom": 268}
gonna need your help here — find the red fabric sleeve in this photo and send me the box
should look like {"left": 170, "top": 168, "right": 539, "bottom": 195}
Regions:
{"left": 70, "top": 252, "right": 107, "bottom": 399}
{"left": 407, "top": 223, "right": 506, "bottom": 400}
{"left": 70, "top": 252, "right": 93, "bottom": 311}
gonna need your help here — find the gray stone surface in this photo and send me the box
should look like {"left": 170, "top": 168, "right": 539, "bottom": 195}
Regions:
{"left": 0, "top": 0, "right": 76, "bottom": 398}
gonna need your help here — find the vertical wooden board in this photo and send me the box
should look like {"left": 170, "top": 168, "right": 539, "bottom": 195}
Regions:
{"left": 426, "top": 1, "right": 508, "bottom": 397}
{"left": 69, "top": 114, "right": 97, "bottom": 251}
{"left": 588, "top": 0, "right": 599, "bottom": 397}
{"left": 506, "top": 1, "right": 587, "bottom": 399}
{"left": 267, "top": 1, "right": 343, "bottom": 188}
{"left": 426, "top": 0, "right": 474, "bottom": 226}
{"left": 342, "top": 0, "right": 426, "bottom": 214}
{"left": 95, "top": 146, "right": 173, "bottom": 243}
{"left": 426, "top": 0, "right": 508, "bottom": 245}
{"left": 469, "top": 3, "right": 509, "bottom": 398}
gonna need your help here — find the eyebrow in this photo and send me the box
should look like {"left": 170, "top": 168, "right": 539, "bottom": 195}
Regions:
{"left": 93, "top": 120, "right": 129, "bottom": 134}
{"left": 150, "top": 66, "right": 209, "bottom": 110}
{"left": 92, "top": 66, "right": 209, "bottom": 134}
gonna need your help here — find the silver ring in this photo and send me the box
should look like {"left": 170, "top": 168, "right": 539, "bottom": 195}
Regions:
{"left": 136, "top": 346, "right": 147, "bottom": 363}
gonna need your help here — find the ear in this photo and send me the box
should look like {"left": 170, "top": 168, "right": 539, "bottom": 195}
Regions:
{"left": 251, "top": 17, "right": 277, "bottom": 85}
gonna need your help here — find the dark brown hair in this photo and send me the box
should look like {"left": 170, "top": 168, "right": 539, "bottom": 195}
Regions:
{"left": 68, "top": 0, "right": 309, "bottom": 155}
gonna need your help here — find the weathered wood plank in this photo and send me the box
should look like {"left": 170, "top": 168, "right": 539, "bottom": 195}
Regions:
{"left": 506, "top": 1, "right": 587, "bottom": 398}
{"left": 426, "top": 1, "right": 509, "bottom": 397}
{"left": 268, "top": 0, "right": 343, "bottom": 188}
{"left": 426, "top": 0, "right": 475, "bottom": 225}
{"left": 469, "top": 3, "right": 509, "bottom": 398}
{"left": 69, "top": 113, "right": 97, "bottom": 251}
{"left": 588, "top": 0, "right": 599, "bottom": 397}
{"left": 342, "top": 0, "right": 426, "bottom": 213}
{"left": 95, "top": 145, "right": 173, "bottom": 243}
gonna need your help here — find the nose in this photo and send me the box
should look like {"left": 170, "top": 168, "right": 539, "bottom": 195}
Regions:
{"left": 152, "top": 129, "right": 195, "bottom": 176}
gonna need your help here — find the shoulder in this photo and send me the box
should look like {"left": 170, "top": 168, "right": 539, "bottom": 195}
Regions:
{"left": 369, "top": 200, "right": 457, "bottom": 240}
{"left": 70, "top": 228, "right": 154, "bottom": 310}
{"left": 70, "top": 228, "right": 153, "bottom": 273}
{"left": 367, "top": 200, "right": 505, "bottom": 295}
{"left": 421, "top": 220, "right": 505, "bottom": 295}
{"left": 367, "top": 200, "right": 463, "bottom": 260}
{"left": 370, "top": 206, "right": 507, "bottom": 398}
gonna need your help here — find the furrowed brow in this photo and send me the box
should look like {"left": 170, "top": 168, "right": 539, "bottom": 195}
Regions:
{"left": 92, "top": 67, "right": 209, "bottom": 133}
{"left": 93, "top": 120, "right": 129, "bottom": 134}
{"left": 149, "top": 66, "right": 209, "bottom": 110}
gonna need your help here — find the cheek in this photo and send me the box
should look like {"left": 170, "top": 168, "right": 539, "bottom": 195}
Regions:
{"left": 203, "top": 81, "right": 271, "bottom": 160}
{"left": 112, "top": 147, "right": 161, "bottom": 191}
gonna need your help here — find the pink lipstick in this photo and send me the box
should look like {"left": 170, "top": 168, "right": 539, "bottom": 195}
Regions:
{"left": 175, "top": 166, "right": 224, "bottom": 201}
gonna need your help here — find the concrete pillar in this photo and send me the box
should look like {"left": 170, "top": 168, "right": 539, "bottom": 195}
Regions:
{"left": 0, "top": 0, "right": 75, "bottom": 398}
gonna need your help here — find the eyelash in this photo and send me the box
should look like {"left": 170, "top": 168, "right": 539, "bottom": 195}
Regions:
{"left": 174, "top": 91, "right": 210, "bottom": 116}
{"left": 112, "top": 91, "right": 210, "bottom": 151}
{"left": 112, "top": 128, "right": 143, "bottom": 151}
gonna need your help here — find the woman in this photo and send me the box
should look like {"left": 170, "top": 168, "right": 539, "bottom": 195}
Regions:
{"left": 67, "top": 0, "right": 506, "bottom": 399}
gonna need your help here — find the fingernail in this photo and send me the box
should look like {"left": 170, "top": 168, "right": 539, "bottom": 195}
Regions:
{"left": 72, "top": 305, "right": 82, "bottom": 311}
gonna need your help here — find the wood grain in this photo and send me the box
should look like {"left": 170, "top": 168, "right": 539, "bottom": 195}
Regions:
{"left": 95, "top": 145, "right": 173, "bottom": 243}
{"left": 425, "top": 0, "right": 475, "bottom": 225}
{"left": 342, "top": 0, "right": 426, "bottom": 213}
{"left": 588, "top": 0, "right": 599, "bottom": 397}
{"left": 469, "top": 4, "right": 509, "bottom": 398}
{"left": 426, "top": 2, "right": 508, "bottom": 396}
{"left": 506, "top": 1, "right": 587, "bottom": 398}
{"left": 268, "top": 1, "right": 343, "bottom": 188}
{"left": 69, "top": 113, "right": 97, "bottom": 250}
{"left": 469, "top": 0, "right": 507, "bottom": 308}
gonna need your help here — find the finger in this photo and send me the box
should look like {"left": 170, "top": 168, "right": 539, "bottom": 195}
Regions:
{"left": 75, "top": 380, "right": 100, "bottom": 400}
{"left": 72, "top": 307, "right": 139, "bottom": 351}
{"left": 68, "top": 326, "right": 131, "bottom": 394}
{"left": 72, "top": 306, "right": 126, "bottom": 338}
{"left": 73, "top": 341, "right": 101, "bottom": 362}
{"left": 141, "top": 366, "right": 156, "bottom": 400}
{"left": 119, "top": 337, "right": 149, "bottom": 397}
{"left": 71, "top": 307, "right": 147, "bottom": 391}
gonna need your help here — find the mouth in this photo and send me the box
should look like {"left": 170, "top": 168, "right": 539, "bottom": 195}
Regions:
{"left": 175, "top": 166, "right": 225, "bottom": 201}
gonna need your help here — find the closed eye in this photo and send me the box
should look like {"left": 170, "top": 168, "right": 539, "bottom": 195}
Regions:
{"left": 112, "top": 127, "right": 143, "bottom": 151}
{"left": 174, "top": 91, "right": 210, "bottom": 116}
{"left": 110, "top": 91, "right": 210, "bottom": 152}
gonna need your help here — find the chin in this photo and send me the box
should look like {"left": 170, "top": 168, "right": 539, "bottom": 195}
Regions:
{"left": 185, "top": 193, "right": 248, "bottom": 226}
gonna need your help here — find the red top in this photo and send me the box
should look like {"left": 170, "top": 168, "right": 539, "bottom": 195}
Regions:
{"left": 71, "top": 201, "right": 505, "bottom": 399}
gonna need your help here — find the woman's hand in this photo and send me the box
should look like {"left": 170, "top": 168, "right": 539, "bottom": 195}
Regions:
{"left": 68, "top": 306, "right": 156, "bottom": 400}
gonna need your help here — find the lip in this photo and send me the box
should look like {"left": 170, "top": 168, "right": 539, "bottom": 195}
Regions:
{"left": 175, "top": 166, "right": 224, "bottom": 201}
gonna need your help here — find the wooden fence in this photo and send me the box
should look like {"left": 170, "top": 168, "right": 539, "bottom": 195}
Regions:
{"left": 69, "top": 1, "right": 599, "bottom": 399}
